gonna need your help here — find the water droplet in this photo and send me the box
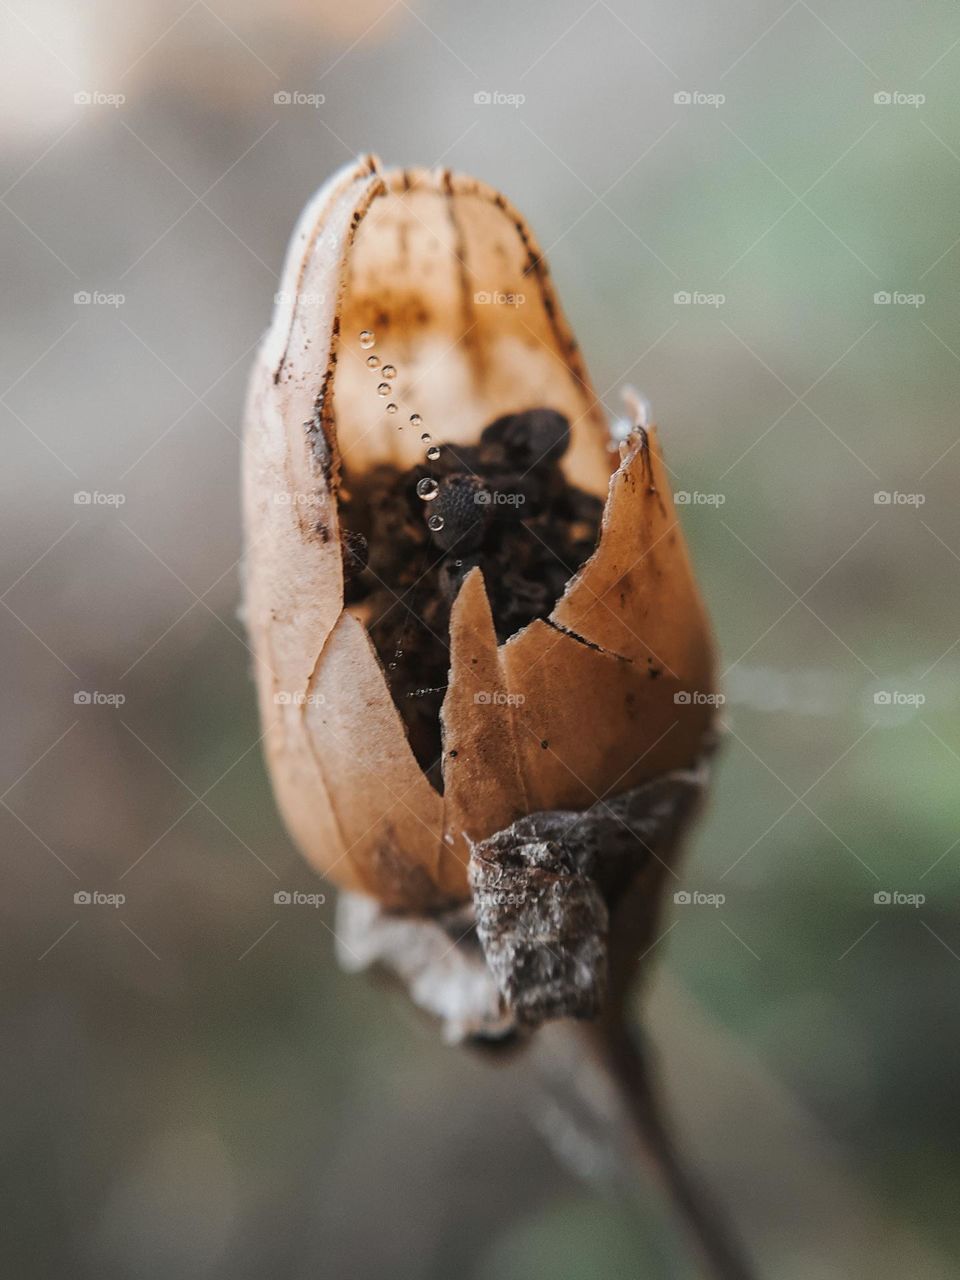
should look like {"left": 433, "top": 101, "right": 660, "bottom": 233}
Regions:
{"left": 454, "top": 559, "right": 463, "bottom": 568}
{"left": 359, "top": 330, "right": 375, "bottom": 349}
{"left": 417, "top": 478, "right": 439, "bottom": 501}
{"left": 410, "top": 413, "right": 422, "bottom": 427}
{"left": 428, "top": 513, "right": 445, "bottom": 532}
{"left": 386, "top": 403, "right": 397, "bottom": 414}
{"left": 426, "top": 445, "right": 441, "bottom": 461}
{"left": 366, "top": 355, "right": 380, "bottom": 368}
{"left": 382, "top": 364, "right": 396, "bottom": 379}
{"left": 377, "top": 382, "right": 391, "bottom": 396}
{"left": 420, "top": 432, "right": 431, "bottom": 443}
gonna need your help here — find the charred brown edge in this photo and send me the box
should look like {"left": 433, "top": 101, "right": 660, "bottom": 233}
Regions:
{"left": 277, "top": 160, "right": 607, "bottom": 520}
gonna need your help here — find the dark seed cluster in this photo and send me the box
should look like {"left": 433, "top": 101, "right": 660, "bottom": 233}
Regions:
{"left": 339, "top": 409, "right": 604, "bottom": 786}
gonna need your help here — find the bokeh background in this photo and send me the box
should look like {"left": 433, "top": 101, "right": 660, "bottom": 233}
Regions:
{"left": 2, "top": 1, "right": 958, "bottom": 1276}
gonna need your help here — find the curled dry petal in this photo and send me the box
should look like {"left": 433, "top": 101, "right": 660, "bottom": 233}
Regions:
{"left": 243, "top": 155, "right": 716, "bottom": 918}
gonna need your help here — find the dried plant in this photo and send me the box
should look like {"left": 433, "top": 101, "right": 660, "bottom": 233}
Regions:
{"left": 243, "top": 155, "right": 753, "bottom": 1278}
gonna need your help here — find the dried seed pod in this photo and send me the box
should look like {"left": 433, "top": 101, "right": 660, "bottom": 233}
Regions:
{"left": 243, "top": 155, "right": 717, "bottom": 1027}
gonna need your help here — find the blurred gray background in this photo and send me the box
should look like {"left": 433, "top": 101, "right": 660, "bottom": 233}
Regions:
{"left": 2, "top": 1, "right": 959, "bottom": 1276}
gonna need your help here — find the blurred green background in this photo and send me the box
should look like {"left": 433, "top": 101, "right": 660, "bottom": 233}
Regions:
{"left": 2, "top": 1, "right": 958, "bottom": 1276}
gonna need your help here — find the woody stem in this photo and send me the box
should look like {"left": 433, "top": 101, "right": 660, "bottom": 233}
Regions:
{"left": 594, "top": 1018, "right": 757, "bottom": 1280}
{"left": 533, "top": 1017, "right": 757, "bottom": 1280}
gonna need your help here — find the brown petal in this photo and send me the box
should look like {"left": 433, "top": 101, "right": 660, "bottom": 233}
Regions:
{"left": 553, "top": 425, "right": 714, "bottom": 688}
{"left": 496, "top": 427, "right": 716, "bottom": 812}
{"left": 440, "top": 567, "right": 528, "bottom": 848}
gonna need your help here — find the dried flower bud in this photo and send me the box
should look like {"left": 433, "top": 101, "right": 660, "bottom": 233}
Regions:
{"left": 243, "top": 156, "right": 717, "bottom": 1035}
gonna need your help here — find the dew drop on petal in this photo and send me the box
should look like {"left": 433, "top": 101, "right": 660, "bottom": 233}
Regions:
{"left": 386, "top": 403, "right": 397, "bottom": 414}
{"left": 417, "top": 477, "right": 439, "bottom": 501}
{"left": 359, "top": 330, "right": 375, "bottom": 349}
{"left": 428, "top": 513, "right": 444, "bottom": 532}
{"left": 420, "top": 432, "right": 431, "bottom": 443}
{"left": 410, "top": 413, "right": 422, "bottom": 427}
{"left": 382, "top": 364, "right": 396, "bottom": 379}
{"left": 426, "top": 445, "right": 441, "bottom": 461}
{"left": 377, "top": 382, "right": 391, "bottom": 396}
{"left": 366, "top": 355, "right": 380, "bottom": 369}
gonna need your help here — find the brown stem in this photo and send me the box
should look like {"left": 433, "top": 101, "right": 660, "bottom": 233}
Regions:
{"left": 593, "top": 1019, "right": 757, "bottom": 1280}
{"left": 532, "top": 1017, "right": 758, "bottom": 1280}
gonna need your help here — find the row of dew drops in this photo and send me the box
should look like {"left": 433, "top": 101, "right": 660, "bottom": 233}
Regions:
{"left": 359, "top": 327, "right": 462, "bottom": 690}
{"left": 359, "top": 329, "right": 444, "bottom": 534}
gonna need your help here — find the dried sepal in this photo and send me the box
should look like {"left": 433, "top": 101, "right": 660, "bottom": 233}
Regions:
{"left": 468, "top": 765, "right": 710, "bottom": 1030}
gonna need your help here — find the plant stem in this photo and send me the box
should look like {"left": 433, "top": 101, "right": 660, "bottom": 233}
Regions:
{"left": 533, "top": 1017, "right": 758, "bottom": 1280}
